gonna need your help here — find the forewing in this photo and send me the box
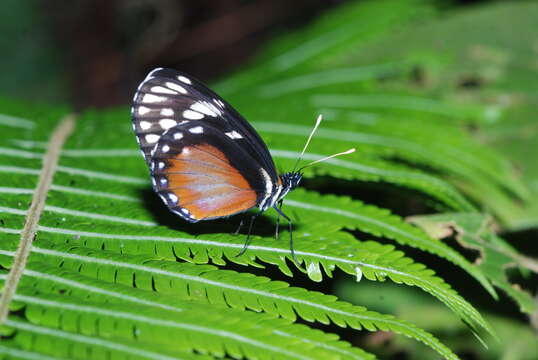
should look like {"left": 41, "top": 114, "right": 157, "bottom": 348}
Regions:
{"left": 131, "top": 68, "right": 277, "bottom": 181}
{"left": 150, "top": 122, "right": 272, "bottom": 222}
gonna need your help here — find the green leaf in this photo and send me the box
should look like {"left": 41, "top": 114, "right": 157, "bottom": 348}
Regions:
{"left": 0, "top": 240, "right": 460, "bottom": 360}
{"left": 337, "top": 281, "right": 538, "bottom": 360}
{"left": 408, "top": 213, "right": 536, "bottom": 314}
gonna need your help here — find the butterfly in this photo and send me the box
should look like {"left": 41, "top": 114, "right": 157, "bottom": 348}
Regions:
{"left": 131, "top": 68, "right": 354, "bottom": 264}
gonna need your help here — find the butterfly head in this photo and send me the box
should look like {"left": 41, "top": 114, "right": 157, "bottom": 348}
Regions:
{"left": 280, "top": 171, "right": 303, "bottom": 192}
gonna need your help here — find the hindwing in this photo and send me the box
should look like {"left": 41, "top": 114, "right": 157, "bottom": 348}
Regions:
{"left": 149, "top": 122, "right": 274, "bottom": 222}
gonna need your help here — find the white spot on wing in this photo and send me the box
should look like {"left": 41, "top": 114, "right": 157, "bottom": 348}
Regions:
{"left": 140, "top": 121, "right": 152, "bottom": 130}
{"left": 180, "top": 208, "right": 190, "bottom": 216}
{"left": 161, "top": 108, "right": 174, "bottom": 116}
{"left": 177, "top": 76, "right": 192, "bottom": 84}
{"left": 145, "top": 134, "right": 160, "bottom": 143}
{"left": 151, "top": 86, "right": 176, "bottom": 95}
{"left": 138, "top": 106, "right": 151, "bottom": 115}
{"left": 173, "top": 132, "right": 183, "bottom": 140}
{"left": 160, "top": 177, "right": 168, "bottom": 186}
{"left": 168, "top": 193, "right": 179, "bottom": 204}
{"left": 159, "top": 118, "right": 177, "bottom": 130}
{"left": 175, "top": 207, "right": 195, "bottom": 221}
{"left": 191, "top": 101, "right": 218, "bottom": 117}
{"left": 183, "top": 110, "right": 204, "bottom": 120}
{"left": 189, "top": 126, "right": 203, "bottom": 134}
{"left": 162, "top": 145, "right": 170, "bottom": 153}
{"left": 158, "top": 162, "right": 165, "bottom": 169}
{"left": 142, "top": 94, "right": 166, "bottom": 103}
{"left": 225, "top": 131, "right": 243, "bottom": 139}
{"left": 165, "top": 82, "right": 187, "bottom": 94}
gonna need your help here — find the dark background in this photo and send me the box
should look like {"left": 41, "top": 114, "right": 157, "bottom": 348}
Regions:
{"left": 3, "top": 0, "right": 348, "bottom": 109}
{"left": 1, "top": 0, "right": 481, "bottom": 109}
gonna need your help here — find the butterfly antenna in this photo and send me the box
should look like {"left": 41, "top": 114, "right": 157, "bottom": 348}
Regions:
{"left": 292, "top": 114, "right": 323, "bottom": 172}
{"left": 298, "top": 148, "right": 356, "bottom": 172}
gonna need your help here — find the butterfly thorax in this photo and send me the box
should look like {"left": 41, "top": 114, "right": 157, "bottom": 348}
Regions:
{"left": 278, "top": 172, "right": 302, "bottom": 200}
{"left": 259, "top": 172, "right": 302, "bottom": 211}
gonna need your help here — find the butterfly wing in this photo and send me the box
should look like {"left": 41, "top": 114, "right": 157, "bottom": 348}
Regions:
{"left": 149, "top": 122, "right": 274, "bottom": 222}
{"left": 131, "top": 68, "right": 278, "bottom": 181}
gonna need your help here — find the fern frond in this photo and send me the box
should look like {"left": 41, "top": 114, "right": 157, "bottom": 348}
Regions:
{"left": 3, "top": 275, "right": 379, "bottom": 360}
{"left": 13, "top": 294, "right": 348, "bottom": 360}
{"left": 0, "top": 175, "right": 496, "bottom": 301}
{"left": 284, "top": 189, "right": 495, "bottom": 297}
{"left": 0, "top": 220, "right": 492, "bottom": 339}
{"left": 2, "top": 268, "right": 377, "bottom": 360}
{"left": 3, "top": 239, "right": 461, "bottom": 359}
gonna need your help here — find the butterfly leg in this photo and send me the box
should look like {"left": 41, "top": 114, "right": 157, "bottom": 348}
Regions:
{"left": 232, "top": 218, "right": 244, "bottom": 235}
{"left": 274, "top": 199, "right": 284, "bottom": 240}
{"left": 273, "top": 206, "right": 301, "bottom": 267}
{"left": 235, "top": 212, "right": 260, "bottom": 258}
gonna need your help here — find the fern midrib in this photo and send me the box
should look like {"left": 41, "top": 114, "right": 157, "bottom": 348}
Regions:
{"left": 0, "top": 114, "right": 75, "bottom": 325}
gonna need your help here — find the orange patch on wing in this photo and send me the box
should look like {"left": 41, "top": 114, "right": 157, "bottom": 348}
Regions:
{"left": 164, "top": 144, "right": 257, "bottom": 220}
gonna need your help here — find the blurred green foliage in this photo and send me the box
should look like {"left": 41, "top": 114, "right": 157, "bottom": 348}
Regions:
{"left": 0, "top": 0, "right": 67, "bottom": 103}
